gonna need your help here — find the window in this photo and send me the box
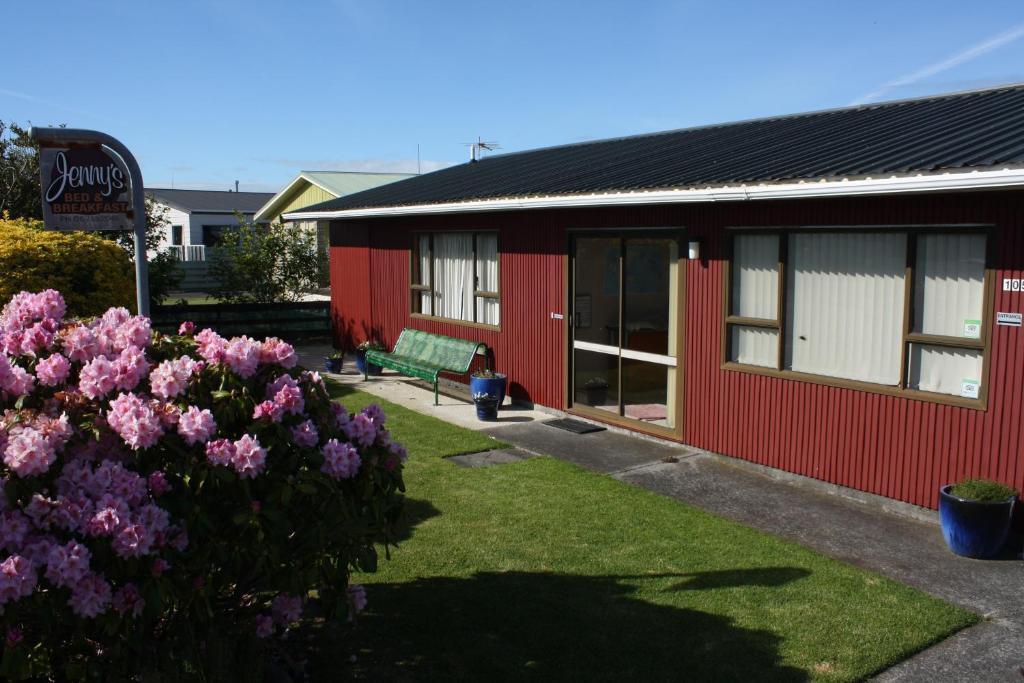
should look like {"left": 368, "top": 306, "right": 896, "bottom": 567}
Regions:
{"left": 411, "top": 232, "right": 499, "bottom": 326}
{"left": 725, "top": 229, "right": 990, "bottom": 405}
{"left": 170, "top": 225, "right": 183, "bottom": 246}
{"left": 202, "top": 225, "right": 227, "bottom": 247}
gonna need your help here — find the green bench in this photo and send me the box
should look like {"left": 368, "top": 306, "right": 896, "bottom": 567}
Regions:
{"left": 365, "top": 328, "right": 488, "bottom": 405}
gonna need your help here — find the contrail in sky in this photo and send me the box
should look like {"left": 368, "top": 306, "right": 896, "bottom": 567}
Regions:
{"left": 851, "top": 22, "right": 1024, "bottom": 105}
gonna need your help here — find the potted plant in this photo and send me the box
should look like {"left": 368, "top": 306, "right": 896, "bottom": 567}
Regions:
{"left": 939, "top": 478, "right": 1018, "bottom": 559}
{"left": 581, "top": 377, "right": 609, "bottom": 406}
{"left": 355, "top": 340, "right": 385, "bottom": 376}
{"left": 470, "top": 368, "right": 507, "bottom": 408}
{"left": 325, "top": 350, "right": 344, "bottom": 373}
{"left": 473, "top": 391, "right": 499, "bottom": 421}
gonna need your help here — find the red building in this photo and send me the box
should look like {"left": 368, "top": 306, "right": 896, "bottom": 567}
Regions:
{"left": 287, "top": 85, "right": 1024, "bottom": 510}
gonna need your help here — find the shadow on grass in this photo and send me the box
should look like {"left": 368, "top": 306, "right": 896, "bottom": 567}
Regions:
{"left": 664, "top": 567, "right": 811, "bottom": 592}
{"left": 390, "top": 498, "right": 442, "bottom": 543}
{"left": 317, "top": 571, "right": 809, "bottom": 682}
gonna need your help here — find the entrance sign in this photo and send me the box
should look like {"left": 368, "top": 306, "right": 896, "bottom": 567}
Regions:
{"left": 40, "top": 146, "right": 132, "bottom": 231}
{"left": 30, "top": 128, "right": 150, "bottom": 316}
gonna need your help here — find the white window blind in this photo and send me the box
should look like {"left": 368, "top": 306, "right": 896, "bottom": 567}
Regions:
{"left": 731, "top": 326, "right": 778, "bottom": 367}
{"left": 907, "top": 344, "right": 983, "bottom": 396}
{"left": 732, "top": 234, "right": 778, "bottom": 319}
{"left": 785, "top": 232, "right": 906, "bottom": 384}
{"left": 475, "top": 233, "right": 499, "bottom": 325}
{"left": 914, "top": 233, "right": 985, "bottom": 338}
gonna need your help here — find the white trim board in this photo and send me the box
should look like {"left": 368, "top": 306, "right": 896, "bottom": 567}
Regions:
{"left": 283, "top": 167, "right": 1024, "bottom": 221}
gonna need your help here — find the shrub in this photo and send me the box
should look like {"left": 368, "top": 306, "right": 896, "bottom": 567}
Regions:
{"left": 211, "top": 219, "right": 326, "bottom": 304}
{"left": 950, "top": 478, "right": 1017, "bottom": 502}
{"left": 0, "top": 290, "right": 406, "bottom": 680}
{"left": 0, "top": 217, "right": 134, "bottom": 317}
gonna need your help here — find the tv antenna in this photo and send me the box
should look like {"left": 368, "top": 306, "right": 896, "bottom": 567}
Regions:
{"left": 464, "top": 136, "right": 500, "bottom": 162}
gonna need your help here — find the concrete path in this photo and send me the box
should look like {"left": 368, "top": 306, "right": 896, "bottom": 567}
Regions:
{"left": 296, "top": 344, "right": 1024, "bottom": 681}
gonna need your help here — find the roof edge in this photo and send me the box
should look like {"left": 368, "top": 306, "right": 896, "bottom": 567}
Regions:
{"left": 283, "top": 167, "right": 1024, "bottom": 221}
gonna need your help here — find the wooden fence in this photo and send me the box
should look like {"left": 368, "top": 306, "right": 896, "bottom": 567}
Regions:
{"left": 151, "top": 301, "right": 331, "bottom": 340}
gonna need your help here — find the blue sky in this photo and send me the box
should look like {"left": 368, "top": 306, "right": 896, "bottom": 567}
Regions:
{"left": 5, "top": 1, "right": 1024, "bottom": 192}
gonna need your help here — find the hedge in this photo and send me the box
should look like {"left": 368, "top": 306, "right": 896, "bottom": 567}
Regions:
{"left": 0, "top": 216, "right": 134, "bottom": 317}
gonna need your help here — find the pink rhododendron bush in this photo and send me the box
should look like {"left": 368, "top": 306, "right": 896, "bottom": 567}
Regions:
{"left": 0, "top": 290, "right": 406, "bottom": 680}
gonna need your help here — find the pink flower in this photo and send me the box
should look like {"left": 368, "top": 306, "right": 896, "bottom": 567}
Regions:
{"left": 5, "top": 627, "right": 23, "bottom": 649}
{"left": 0, "top": 555, "right": 37, "bottom": 606}
{"left": 272, "top": 594, "right": 302, "bottom": 626}
{"left": 68, "top": 572, "right": 111, "bottom": 618}
{"left": 344, "top": 413, "right": 377, "bottom": 448}
{"left": 231, "top": 435, "right": 266, "bottom": 479}
{"left": 321, "top": 439, "right": 361, "bottom": 480}
{"left": 107, "top": 393, "right": 164, "bottom": 449}
{"left": 179, "top": 406, "right": 216, "bottom": 445}
{"left": 151, "top": 558, "right": 170, "bottom": 577}
{"left": 205, "top": 438, "right": 234, "bottom": 466}
{"left": 112, "top": 583, "right": 144, "bottom": 618}
{"left": 195, "top": 329, "right": 227, "bottom": 364}
{"left": 331, "top": 402, "right": 350, "bottom": 429}
{"left": 3, "top": 428, "right": 57, "bottom": 478}
{"left": 178, "top": 321, "right": 195, "bottom": 336}
{"left": 44, "top": 541, "right": 91, "bottom": 588}
{"left": 60, "top": 325, "right": 99, "bottom": 363}
{"left": 35, "top": 353, "right": 71, "bottom": 386}
{"left": 255, "top": 614, "right": 274, "bottom": 638}
{"left": 224, "top": 336, "right": 261, "bottom": 378}
{"left": 0, "top": 511, "right": 30, "bottom": 552}
{"left": 149, "top": 356, "right": 201, "bottom": 400}
{"left": 2, "top": 365, "right": 34, "bottom": 397}
{"left": 79, "top": 356, "right": 117, "bottom": 399}
{"left": 260, "top": 337, "right": 297, "bottom": 368}
{"left": 253, "top": 400, "right": 283, "bottom": 422}
{"left": 273, "top": 385, "right": 304, "bottom": 416}
{"left": 148, "top": 471, "right": 171, "bottom": 496}
{"left": 291, "top": 420, "right": 319, "bottom": 448}
{"left": 112, "top": 346, "right": 150, "bottom": 392}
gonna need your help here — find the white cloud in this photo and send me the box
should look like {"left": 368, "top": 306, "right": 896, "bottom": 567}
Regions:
{"left": 851, "top": 22, "right": 1024, "bottom": 105}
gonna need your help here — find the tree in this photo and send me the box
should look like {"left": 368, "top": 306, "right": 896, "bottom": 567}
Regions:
{"left": 211, "top": 218, "right": 327, "bottom": 304}
{"left": 0, "top": 120, "right": 42, "bottom": 219}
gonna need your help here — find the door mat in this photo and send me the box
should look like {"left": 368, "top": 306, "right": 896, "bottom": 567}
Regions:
{"left": 543, "top": 418, "right": 606, "bottom": 434}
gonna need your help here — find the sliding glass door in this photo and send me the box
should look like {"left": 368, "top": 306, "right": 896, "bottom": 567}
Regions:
{"left": 570, "top": 233, "right": 681, "bottom": 432}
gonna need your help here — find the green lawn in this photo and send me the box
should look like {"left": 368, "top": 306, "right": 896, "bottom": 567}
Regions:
{"left": 318, "top": 383, "right": 976, "bottom": 682}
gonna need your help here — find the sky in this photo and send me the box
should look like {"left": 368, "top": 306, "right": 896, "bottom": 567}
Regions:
{"left": 4, "top": 1, "right": 1024, "bottom": 193}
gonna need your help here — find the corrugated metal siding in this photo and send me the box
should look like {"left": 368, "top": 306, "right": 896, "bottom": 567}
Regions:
{"left": 330, "top": 190, "right": 1024, "bottom": 510}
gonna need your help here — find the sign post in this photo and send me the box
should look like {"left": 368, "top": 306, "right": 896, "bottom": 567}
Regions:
{"left": 29, "top": 127, "right": 150, "bottom": 316}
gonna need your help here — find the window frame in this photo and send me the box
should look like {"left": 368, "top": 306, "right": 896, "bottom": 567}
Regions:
{"left": 722, "top": 225, "right": 995, "bottom": 410}
{"left": 410, "top": 230, "right": 501, "bottom": 331}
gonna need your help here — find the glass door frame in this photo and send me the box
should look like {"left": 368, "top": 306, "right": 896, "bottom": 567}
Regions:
{"left": 566, "top": 227, "right": 686, "bottom": 440}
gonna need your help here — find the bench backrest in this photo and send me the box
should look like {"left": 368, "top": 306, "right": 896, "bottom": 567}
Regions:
{"left": 392, "top": 328, "right": 484, "bottom": 373}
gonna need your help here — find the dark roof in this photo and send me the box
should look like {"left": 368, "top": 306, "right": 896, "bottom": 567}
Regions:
{"left": 297, "top": 84, "right": 1024, "bottom": 213}
{"left": 146, "top": 188, "right": 274, "bottom": 214}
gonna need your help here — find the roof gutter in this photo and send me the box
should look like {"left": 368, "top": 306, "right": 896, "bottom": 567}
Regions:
{"left": 282, "top": 167, "right": 1024, "bottom": 221}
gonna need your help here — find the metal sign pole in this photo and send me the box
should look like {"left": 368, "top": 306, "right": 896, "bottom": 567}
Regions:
{"left": 29, "top": 127, "right": 151, "bottom": 316}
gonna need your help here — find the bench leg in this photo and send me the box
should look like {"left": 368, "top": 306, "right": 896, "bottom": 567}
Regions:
{"left": 434, "top": 380, "right": 439, "bottom": 406}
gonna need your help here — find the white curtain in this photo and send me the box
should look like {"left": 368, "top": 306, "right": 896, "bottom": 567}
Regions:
{"left": 915, "top": 233, "right": 985, "bottom": 338}
{"left": 434, "top": 233, "right": 474, "bottom": 322}
{"left": 732, "top": 234, "right": 779, "bottom": 319}
{"left": 475, "top": 233, "right": 499, "bottom": 325}
{"left": 418, "top": 234, "right": 432, "bottom": 315}
{"left": 785, "top": 232, "right": 906, "bottom": 384}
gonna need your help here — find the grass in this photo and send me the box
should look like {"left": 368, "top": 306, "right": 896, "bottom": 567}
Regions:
{"left": 315, "top": 383, "right": 977, "bottom": 682}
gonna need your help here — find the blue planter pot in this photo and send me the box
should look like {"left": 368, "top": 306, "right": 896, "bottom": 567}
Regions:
{"left": 325, "top": 356, "right": 343, "bottom": 373}
{"left": 939, "top": 485, "right": 1016, "bottom": 559}
{"left": 355, "top": 349, "right": 382, "bottom": 376}
{"left": 474, "top": 399, "right": 499, "bottom": 421}
{"left": 470, "top": 373, "right": 507, "bottom": 408}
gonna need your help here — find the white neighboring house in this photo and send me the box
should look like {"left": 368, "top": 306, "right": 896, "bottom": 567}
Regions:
{"left": 146, "top": 188, "right": 275, "bottom": 262}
